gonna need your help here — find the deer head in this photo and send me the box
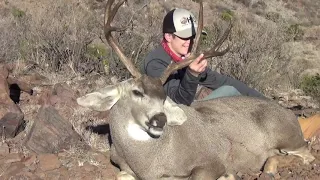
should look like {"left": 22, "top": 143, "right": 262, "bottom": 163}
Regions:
{"left": 77, "top": 0, "right": 231, "bottom": 138}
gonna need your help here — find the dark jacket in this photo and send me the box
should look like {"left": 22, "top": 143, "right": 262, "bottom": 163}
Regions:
{"left": 141, "top": 45, "right": 265, "bottom": 105}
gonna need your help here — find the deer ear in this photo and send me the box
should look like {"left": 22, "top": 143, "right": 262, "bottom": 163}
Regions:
{"left": 77, "top": 85, "right": 121, "bottom": 111}
{"left": 164, "top": 97, "right": 187, "bottom": 126}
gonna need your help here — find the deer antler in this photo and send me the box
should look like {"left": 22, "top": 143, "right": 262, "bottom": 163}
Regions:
{"left": 160, "top": 1, "right": 233, "bottom": 84}
{"left": 104, "top": 0, "right": 141, "bottom": 78}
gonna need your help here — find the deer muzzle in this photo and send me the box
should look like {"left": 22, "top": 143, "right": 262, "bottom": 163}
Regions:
{"left": 145, "top": 112, "right": 167, "bottom": 138}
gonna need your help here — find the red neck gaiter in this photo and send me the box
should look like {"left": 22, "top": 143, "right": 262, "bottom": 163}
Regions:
{"left": 161, "top": 39, "right": 183, "bottom": 63}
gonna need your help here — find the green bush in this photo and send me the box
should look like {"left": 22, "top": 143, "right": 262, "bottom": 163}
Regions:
{"left": 299, "top": 74, "right": 320, "bottom": 102}
{"left": 86, "top": 44, "right": 110, "bottom": 73}
{"left": 286, "top": 24, "right": 304, "bottom": 41}
{"left": 221, "top": 10, "right": 234, "bottom": 21}
{"left": 86, "top": 44, "right": 107, "bottom": 61}
{"left": 11, "top": 7, "right": 25, "bottom": 18}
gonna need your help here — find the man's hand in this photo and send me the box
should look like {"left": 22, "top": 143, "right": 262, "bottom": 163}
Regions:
{"left": 187, "top": 54, "right": 207, "bottom": 77}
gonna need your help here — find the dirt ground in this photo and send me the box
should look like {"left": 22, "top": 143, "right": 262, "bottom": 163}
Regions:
{"left": 2, "top": 134, "right": 320, "bottom": 180}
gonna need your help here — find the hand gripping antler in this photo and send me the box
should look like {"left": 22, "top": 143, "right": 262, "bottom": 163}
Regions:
{"left": 159, "top": 0, "right": 233, "bottom": 84}
{"left": 104, "top": 0, "right": 142, "bottom": 78}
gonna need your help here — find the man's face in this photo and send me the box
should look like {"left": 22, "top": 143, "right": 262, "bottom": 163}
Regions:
{"left": 166, "top": 33, "right": 195, "bottom": 56}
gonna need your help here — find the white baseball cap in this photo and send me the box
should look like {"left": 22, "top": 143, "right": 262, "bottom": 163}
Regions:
{"left": 163, "top": 8, "right": 198, "bottom": 38}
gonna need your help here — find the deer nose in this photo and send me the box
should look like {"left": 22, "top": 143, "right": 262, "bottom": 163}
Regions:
{"left": 148, "top": 112, "right": 167, "bottom": 129}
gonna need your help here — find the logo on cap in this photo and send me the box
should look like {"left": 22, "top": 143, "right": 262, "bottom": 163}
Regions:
{"left": 180, "top": 16, "right": 196, "bottom": 25}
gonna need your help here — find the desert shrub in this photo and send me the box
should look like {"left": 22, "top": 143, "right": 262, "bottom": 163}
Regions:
{"left": 299, "top": 74, "right": 320, "bottom": 102}
{"left": 286, "top": 24, "right": 304, "bottom": 41}
{"left": 283, "top": 0, "right": 320, "bottom": 26}
{"left": 101, "top": 0, "right": 164, "bottom": 79}
{"left": 0, "top": 0, "right": 104, "bottom": 76}
{"left": 11, "top": 7, "right": 25, "bottom": 18}
{"left": 28, "top": 0, "right": 103, "bottom": 74}
{"left": 232, "top": 0, "right": 252, "bottom": 7}
{"left": 199, "top": 27, "right": 216, "bottom": 51}
{"left": 221, "top": 10, "right": 234, "bottom": 21}
{"left": 201, "top": 16, "right": 295, "bottom": 92}
{"left": 251, "top": 1, "right": 267, "bottom": 10}
{"left": 265, "top": 12, "right": 281, "bottom": 22}
{"left": 1, "top": 0, "right": 315, "bottom": 94}
{"left": 86, "top": 44, "right": 107, "bottom": 62}
{"left": 0, "top": 6, "right": 31, "bottom": 63}
{"left": 0, "top": 0, "right": 166, "bottom": 79}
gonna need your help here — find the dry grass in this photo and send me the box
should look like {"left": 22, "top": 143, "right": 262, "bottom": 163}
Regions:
{"left": 212, "top": 18, "right": 293, "bottom": 91}
{"left": 59, "top": 145, "right": 106, "bottom": 168}
{"left": 2, "top": 0, "right": 318, "bottom": 91}
{"left": 282, "top": 0, "right": 320, "bottom": 26}
{"left": 71, "top": 106, "right": 110, "bottom": 152}
{"left": 1, "top": 0, "right": 103, "bottom": 74}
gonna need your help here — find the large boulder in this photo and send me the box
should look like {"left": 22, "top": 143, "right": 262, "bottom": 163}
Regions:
{"left": 24, "top": 105, "right": 85, "bottom": 153}
{"left": 0, "top": 65, "right": 25, "bottom": 138}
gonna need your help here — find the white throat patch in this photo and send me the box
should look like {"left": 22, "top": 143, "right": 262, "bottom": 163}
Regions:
{"left": 127, "top": 123, "right": 151, "bottom": 141}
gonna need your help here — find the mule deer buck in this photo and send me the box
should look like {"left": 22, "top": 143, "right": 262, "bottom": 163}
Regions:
{"left": 77, "top": 0, "right": 315, "bottom": 179}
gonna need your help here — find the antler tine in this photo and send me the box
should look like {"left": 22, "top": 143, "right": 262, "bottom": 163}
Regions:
{"left": 202, "top": 22, "right": 233, "bottom": 59}
{"left": 190, "top": 1, "right": 203, "bottom": 56}
{"left": 160, "top": 1, "right": 204, "bottom": 84}
{"left": 104, "top": 0, "right": 142, "bottom": 78}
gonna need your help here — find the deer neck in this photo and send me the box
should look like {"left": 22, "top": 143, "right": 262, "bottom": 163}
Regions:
{"left": 109, "top": 99, "right": 153, "bottom": 142}
{"left": 127, "top": 123, "right": 152, "bottom": 141}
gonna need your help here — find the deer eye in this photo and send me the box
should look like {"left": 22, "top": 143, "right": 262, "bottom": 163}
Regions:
{"left": 132, "top": 90, "right": 144, "bottom": 97}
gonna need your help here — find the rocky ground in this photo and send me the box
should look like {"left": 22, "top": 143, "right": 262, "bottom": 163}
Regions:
{"left": 0, "top": 64, "right": 119, "bottom": 179}
{"left": 0, "top": 63, "right": 320, "bottom": 180}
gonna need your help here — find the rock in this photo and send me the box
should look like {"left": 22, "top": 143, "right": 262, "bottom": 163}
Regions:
{"left": 22, "top": 153, "right": 37, "bottom": 167}
{"left": 34, "top": 170, "right": 46, "bottom": 179}
{"left": 0, "top": 64, "right": 30, "bottom": 138}
{"left": 101, "top": 167, "right": 118, "bottom": 180}
{"left": 0, "top": 142, "right": 10, "bottom": 155}
{"left": 38, "top": 153, "right": 61, "bottom": 171}
{"left": 37, "top": 83, "right": 80, "bottom": 121}
{"left": 100, "top": 159, "right": 118, "bottom": 179}
{"left": 258, "top": 172, "right": 274, "bottom": 180}
{"left": 93, "top": 152, "right": 112, "bottom": 166}
{"left": 83, "top": 162, "right": 96, "bottom": 172}
{"left": 0, "top": 112, "right": 25, "bottom": 138}
{"left": 24, "top": 105, "right": 84, "bottom": 153}
{"left": 50, "top": 83, "right": 79, "bottom": 120}
{"left": 56, "top": 166, "right": 70, "bottom": 179}
{"left": 0, "top": 161, "right": 26, "bottom": 178}
{"left": 94, "top": 152, "right": 118, "bottom": 178}
{"left": 8, "top": 171, "right": 42, "bottom": 180}
{"left": 2, "top": 153, "right": 24, "bottom": 164}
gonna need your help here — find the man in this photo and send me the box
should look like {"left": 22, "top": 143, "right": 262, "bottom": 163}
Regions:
{"left": 141, "top": 8, "right": 265, "bottom": 105}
